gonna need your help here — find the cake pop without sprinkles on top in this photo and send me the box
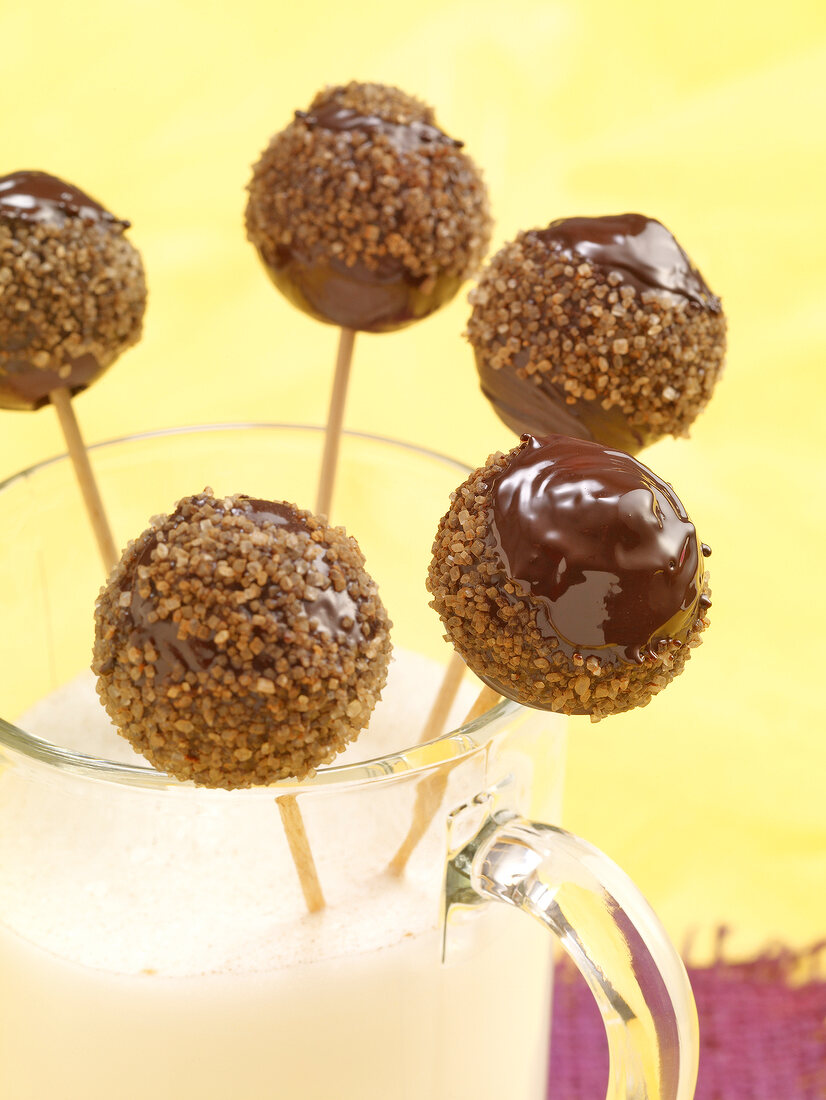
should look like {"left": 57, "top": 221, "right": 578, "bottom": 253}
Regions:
{"left": 93, "top": 491, "right": 392, "bottom": 788}
{"left": 427, "top": 433, "right": 711, "bottom": 720}
{"left": 0, "top": 170, "right": 146, "bottom": 411}
{"left": 467, "top": 214, "right": 726, "bottom": 454}
{"left": 246, "top": 81, "right": 492, "bottom": 333}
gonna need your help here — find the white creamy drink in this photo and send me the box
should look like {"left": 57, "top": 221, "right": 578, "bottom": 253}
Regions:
{"left": 0, "top": 652, "right": 557, "bottom": 1100}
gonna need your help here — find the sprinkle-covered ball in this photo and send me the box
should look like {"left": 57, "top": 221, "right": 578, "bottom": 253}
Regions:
{"left": 427, "top": 434, "right": 711, "bottom": 719}
{"left": 0, "top": 171, "right": 146, "bottom": 411}
{"left": 246, "top": 82, "right": 492, "bottom": 332}
{"left": 467, "top": 214, "right": 726, "bottom": 453}
{"left": 93, "top": 491, "right": 393, "bottom": 788}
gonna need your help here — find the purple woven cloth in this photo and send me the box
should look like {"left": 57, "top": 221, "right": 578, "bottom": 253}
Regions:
{"left": 549, "top": 939, "right": 826, "bottom": 1098}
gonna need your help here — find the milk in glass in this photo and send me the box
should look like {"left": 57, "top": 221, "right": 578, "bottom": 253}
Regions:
{"left": 0, "top": 654, "right": 555, "bottom": 1100}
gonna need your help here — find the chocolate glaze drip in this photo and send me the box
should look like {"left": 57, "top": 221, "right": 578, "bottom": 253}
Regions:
{"left": 125, "top": 498, "right": 361, "bottom": 681}
{"left": 489, "top": 434, "right": 705, "bottom": 664}
{"left": 0, "top": 170, "right": 128, "bottom": 229}
{"left": 476, "top": 350, "right": 652, "bottom": 455}
{"left": 531, "top": 214, "right": 720, "bottom": 311}
{"left": 230, "top": 497, "right": 306, "bottom": 535}
{"left": 296, "top": 100, "right": 463, "bottom": 154}
{"left": 233, "top": 498, "right": 362, "bottom": 641}
{"left": 265, "top": 245, "right": 461, "bottom": 332}
{"left": 128, "top": 564, "right": 215, "bottom": 681}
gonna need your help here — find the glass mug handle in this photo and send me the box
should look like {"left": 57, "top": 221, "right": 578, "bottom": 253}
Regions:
{"left": 448, "top": 808, "right": 698, "bottom": 1100}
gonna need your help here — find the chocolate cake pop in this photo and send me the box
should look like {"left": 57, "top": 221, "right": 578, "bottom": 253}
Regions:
{"left": 427, "top": 434, "right": 711, "bottom": 719}
{"left": 466, "top": 214, "right": 726, "bottom": 453}
{"left": 93, "top": 490, "right": 392, "bottom": 788}
{"left": 0, "top": 170, "right": 146, "bottom": 411}
{"left": 245, "top": 81, "right": 492, "bottom": 333}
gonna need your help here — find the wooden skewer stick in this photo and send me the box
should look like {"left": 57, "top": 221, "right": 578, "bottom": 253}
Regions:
{"left": 458, "top": 684, "right": 502, "bottom": 727}
{"left": 315, "top": 327, "right": 356, "bottom": 518}
{"left": 388, "top": 683, "right": 501, "bottom": 876}
{"left": 417, "top": 651, "right": 467, "bottom": 746}
{"left": 49, "top": 387, "right": 118, "bottom": 576}
{"left": 277, "top": 795, "right": 326, "bottom": 913}
{"left": 277, "top": 326, "right": 357, "bottom": 915}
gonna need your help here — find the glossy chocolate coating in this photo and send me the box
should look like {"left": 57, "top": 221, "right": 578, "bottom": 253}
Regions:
{"left": 128, "top": 564, "right": 215, "bottom": 681}
{"left": 532, "top": 214, "right": 720, "bottom": 310}
{"left": 296, "top": 102, "right": 463, "bottom": 153}
{"left": 489, "top": 434, "right": 705, "bottom": 665}
{"left": 125, "top": 497, "right": 362, "bottom": 683}
{"left": 265, "top": 246, "right": 463, "bottom": 333}
{"left": 0, "top": 351, "right": 101, "bottom": 412}
{"left": 0, "top": 170, "right": 128, "bottom": 229}
{"left": 476, "top": 351, "right": 654, "bottom": 454}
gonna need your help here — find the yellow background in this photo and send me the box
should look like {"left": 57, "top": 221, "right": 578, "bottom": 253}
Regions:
{"left": 2, "top": 0, "right": 825, "bottom": 961}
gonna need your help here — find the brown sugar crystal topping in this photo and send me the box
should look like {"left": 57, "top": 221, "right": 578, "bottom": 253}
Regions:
{"left": 93, "top": 490, "right": 392, "bottom": 787}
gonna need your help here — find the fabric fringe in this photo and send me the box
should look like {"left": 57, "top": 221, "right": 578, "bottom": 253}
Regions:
{"left": 549, "top": 932, "right": 826, "bottom": 1099}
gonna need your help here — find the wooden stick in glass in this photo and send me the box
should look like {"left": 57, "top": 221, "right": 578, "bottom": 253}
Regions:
{"left": 315, "top": 327, "right": 356, "bottom": 517}
{"left": 49, "top": 387, "right": 118, "bottom": 575}
{"left": 388, "top": 684, "right": 500, "bottom": 875}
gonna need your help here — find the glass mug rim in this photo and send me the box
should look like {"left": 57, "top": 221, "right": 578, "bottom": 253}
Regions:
{"left": 0, "top": 422, "right": 522, "bottom": 796}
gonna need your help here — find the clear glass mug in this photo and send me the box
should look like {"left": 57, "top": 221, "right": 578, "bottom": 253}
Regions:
{"left": 0, "top": 425, "right": 698, "bottom": 1100}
